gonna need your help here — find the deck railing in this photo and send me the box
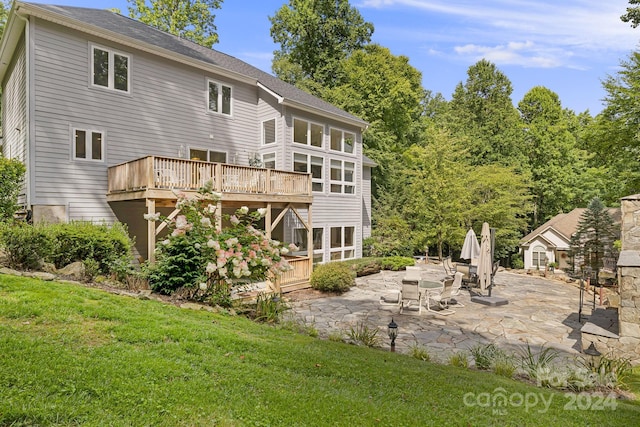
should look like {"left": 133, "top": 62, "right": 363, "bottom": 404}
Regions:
{"left": 107, "top": 156, "right": 312, "bottom": 196}
{"left": 275, "top": 256, "right": 311, "bottom": 288}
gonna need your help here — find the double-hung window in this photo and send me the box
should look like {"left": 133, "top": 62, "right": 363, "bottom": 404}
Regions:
{"left": 330, "top": 159, "right": 355, "bottom": 194}
{"left": 330, "top": 128, "right": 355, "bottom": 154}
{"left": 293, "top": 227, "right": 325, "bottom": 265}
{"left": 208, "top": 80, "right": 232, "bottom": 115}
{"left": 294, "top": 153, "right": 324, "bottom": 192}
{"left": 73, "top": 128, "right": 104, "bottom": 162}
{"left": 293, "top": 118, "right": 323, "bottom": 147}
{"left": 330, "top": 226, "right": 355, "bottom": 260}
{"left": 532, "top": 245, "right": 547, "bottom": 269}
{"left": 91, "top": 45, "right": 130, "bottom": 93}
{"left": 262, "top": 153, "right": 276, "bottom": 169}
{"left": 263, "top": 119, "right": 276, "bottom": 144}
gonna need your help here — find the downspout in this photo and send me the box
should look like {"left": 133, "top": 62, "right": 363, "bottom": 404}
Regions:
{"left": 13, "top": 9, "right": 32, "bottom": 211}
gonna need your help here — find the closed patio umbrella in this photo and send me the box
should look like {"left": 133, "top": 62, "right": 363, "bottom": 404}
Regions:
{"left": 460, "top": 228, "right": 480, "bottom": 261}
{"left": 476, "top": 222, "right": 492, "bottom": 293}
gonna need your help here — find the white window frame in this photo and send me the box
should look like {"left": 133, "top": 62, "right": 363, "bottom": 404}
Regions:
{"left": 189, "top": 147, "right": 227, "bottom": 163}
{"left": 262, "top": 152, "right": 276, "bottom": 169}
{"left": 313, "top": 227, "right": 324, "bottom": 264}
{"left": 329, "top": 225, "right": 355, "bottom": 261}
{"left": 207, "top": 79, "right": 233, "bottom": 116}
{"left": 262, "top": 118, "right": 276, "bottom": 145}
{"left": 330, "top": 159, "right": 355, "bottom": 194}
{"left": 72, "top": 128, "right": 105, "bottom": 162}
{"left": 293, "top": 152, "right": 324, "bottom": 192}
{"left": 330, "top": 128, "right": 356, "bottom": 154}
{"left": 532, "top": 245, "right": 547, "bottom": 269}
{"left": 293, "top": 117, "right": 324, "bottom": 147}
{"left": 90, "top": 44, "right": 130, "bottom": 93}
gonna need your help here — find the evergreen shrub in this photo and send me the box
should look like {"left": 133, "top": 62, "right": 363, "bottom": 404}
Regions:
{"left": 310, "top": 262, "right": 355, "bottom": 293}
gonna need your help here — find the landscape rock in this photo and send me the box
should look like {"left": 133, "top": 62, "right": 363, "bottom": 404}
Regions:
{"left": 0, "top": 267, "right": 22, "bottom": 276}
{"left": 24, "top": 271, "right": 56, "bottom": 281}
{"left": 57, "top": 261, "right": 85, "bottom": 280}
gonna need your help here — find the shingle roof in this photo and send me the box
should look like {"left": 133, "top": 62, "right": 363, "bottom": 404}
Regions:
{"left": 19, "top": 2, "right": 366, "bottom": 126}
{"left": 519, "top": 207, "right": 621, "bottom": 247}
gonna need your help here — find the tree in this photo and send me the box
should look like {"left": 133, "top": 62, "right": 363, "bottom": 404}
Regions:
{"left": 570, "top": 197, "right": 618, "bottom": 282}
{"left": 518, "top": 86, "right": 590, "bottom": 227}
{"left": 447, "top": 60, "right": 525, "bottom": 168}
{"left": 621, "top": 0, "right": 640, "bottom": 27}
{"left": 583, "top": 50, "right": 640, "bottom": 200}
{"left": 127, "top": 0, "right": 222, "bottom": 48}
{"left": 269, "top": 0, "right": 374, "bottom": 91}
{"left": 0, "top": 156, "right": 26, "bottom": 221}
{"left": 0, "top": 0, "right": 9, "bottom": 41}
{"left": 401, "top": 130, "right": 470, "bottom": 260}
{"left": 322, "top": 44, "right": 426, "bottom": 196}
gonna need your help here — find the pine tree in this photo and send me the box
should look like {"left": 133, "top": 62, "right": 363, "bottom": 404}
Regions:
{"left": 570, "top": 197, "right": 618, "bottom": 282}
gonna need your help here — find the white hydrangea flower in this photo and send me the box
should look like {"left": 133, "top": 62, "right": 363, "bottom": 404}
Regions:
{"left": 239, "top": 206, "right": 249, "bottom": 215}
{"left": 199, "top": 282, "right": 208, "bottom": 291}
{"left": 257, "top": 208, "right": 267, "bottom": 217}
{"left": 143, "top": 212, "right": 161, "bottom": 221}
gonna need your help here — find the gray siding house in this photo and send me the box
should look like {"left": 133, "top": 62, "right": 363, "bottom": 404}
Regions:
{"left": 0, "top": 2, "right": 372, "bottom": 290}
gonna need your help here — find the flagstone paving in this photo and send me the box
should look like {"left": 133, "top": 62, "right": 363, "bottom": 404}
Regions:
{"left": 288, "top": 264, "right": 597, "bottom": 363}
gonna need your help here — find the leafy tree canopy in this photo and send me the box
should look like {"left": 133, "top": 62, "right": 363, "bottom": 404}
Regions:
{"left": 128, "top": 0, "right": 222, "bottom": 48}
{"left": 447, "top": 60, "right": 525, "bottom": 168}
{"left": 269, "top": 0, "right": 374, "bottom": 91}
{"left": 621, "top": 0, "right": 640, "bottom": 27}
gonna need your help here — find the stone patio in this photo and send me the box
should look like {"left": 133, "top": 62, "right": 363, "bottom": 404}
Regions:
{"left": 288, "top": 263, "right": 603, "bottom": 363}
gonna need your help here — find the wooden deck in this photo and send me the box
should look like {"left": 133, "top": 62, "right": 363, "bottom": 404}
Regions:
{"left": 107, "top": 156, "right": 312, "bottom": 203}
{"left": 106, "top": 156, "right": 313, "bottom": 291}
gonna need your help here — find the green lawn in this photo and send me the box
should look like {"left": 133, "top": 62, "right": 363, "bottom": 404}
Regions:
{"left": 1, "top": 274, "right": 639, "bottom": 426}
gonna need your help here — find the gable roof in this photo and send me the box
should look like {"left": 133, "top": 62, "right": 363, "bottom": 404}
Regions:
{"left": 2, "top": 2, "right": 367, "bottom": 128}
{"left": 519, "top": 207, "right": 622, "bottom": 248}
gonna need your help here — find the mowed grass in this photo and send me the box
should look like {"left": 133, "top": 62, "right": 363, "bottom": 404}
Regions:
{"left": 1, "top": 275, "right": 639, "bottom": 426}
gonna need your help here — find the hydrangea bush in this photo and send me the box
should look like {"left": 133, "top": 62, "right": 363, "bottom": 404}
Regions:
{"left": 145, "top": 182, "right": 295, "bottom": 306}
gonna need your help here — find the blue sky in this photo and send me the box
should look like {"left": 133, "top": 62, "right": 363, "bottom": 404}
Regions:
{"left": 26, "top": 0, "right": 640, "bottom": 114}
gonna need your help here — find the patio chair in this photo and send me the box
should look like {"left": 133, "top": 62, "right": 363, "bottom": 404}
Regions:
{"left": 449, "top": 271, "right": 465, "bottom": 307}
{"left": 427, "top": 277, "right": 456, "bottom": 315}
{"left": 443, "top": 257, "right": 455, "bottom": 277}
{"left": 399, "top": 280, "right": 423, "bottom": 315}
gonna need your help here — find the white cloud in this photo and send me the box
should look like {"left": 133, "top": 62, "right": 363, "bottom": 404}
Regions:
{"left": 359, "top": 0, "right": 640, "bottom": 68}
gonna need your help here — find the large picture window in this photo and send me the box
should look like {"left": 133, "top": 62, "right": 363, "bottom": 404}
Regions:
{"left": 293, "top": 118, "right": 323, "bottom": 147}
{"left": 73, "top": 128, "right": 104, "bottom": 161}
{"left": 330, "top": 226, "right": 355, "bottom": 260}
{"left": 208, "top": 80, "right": 232, "bottom": 115}
{"left": 330, "top": 159, "right": 355, "bottom": 194}
{"left": 91, "top": 45, "right": 130, "bottom": 93}
{"left": 330, "top": 128, "right": 355, "bottom": 154}
{"left": 294, "top": 153, "right": 324, "bottom": 192}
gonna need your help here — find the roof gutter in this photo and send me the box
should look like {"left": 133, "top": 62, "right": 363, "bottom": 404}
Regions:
{"left": 13, "top": 2, "right": 256, "bottom": 85}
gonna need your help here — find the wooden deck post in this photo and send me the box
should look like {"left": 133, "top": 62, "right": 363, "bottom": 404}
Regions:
{"left": 266, "top": 202, "right": 272, "bottom": 238}
{"left": 307, "top": 203, "right": 313, "bottom": 275}
{"left": 147, "top": 198, "right": 156, "bottom": 263}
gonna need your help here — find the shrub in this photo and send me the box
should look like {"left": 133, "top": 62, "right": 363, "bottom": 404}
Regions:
{"left": 49, "top": 222, "right": 133, "bottom": 274}
{"left": 310, "top": 262, "right": 354, "bottom": 293}
{"left": 342, "top": 257, "right": 382, "bottom": 276}
{"left": 380, "top": 256, "right": 415, "bottom": 271}
{"left": 510, "top": 253, "right": 524, "bottom": 269}
{"left": 145, "top": 184, "right": 293, "bottom": 305}
{"left": 0, "top": 157, "right": 26, "bottom": 221}
{"left": 0, "top": 224, "right": 53, "bottom": 269}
